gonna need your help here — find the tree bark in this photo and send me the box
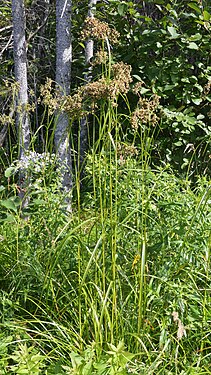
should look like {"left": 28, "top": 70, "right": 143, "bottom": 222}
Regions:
{"left": 12, "top": 0, "right": 30, "bottom": 209}
{"left": 55, "top": 0, "right": 72, "bottom": 212}
{"left": 11, "top": 0, "right": 30, "bottom": 158}
{"left": 79, "top": 0, "right": 98, "bottom": 184}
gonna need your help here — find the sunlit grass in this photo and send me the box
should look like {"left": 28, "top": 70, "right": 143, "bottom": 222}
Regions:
{"left": 0, "top": 50, "right": 210, "bottom": 374}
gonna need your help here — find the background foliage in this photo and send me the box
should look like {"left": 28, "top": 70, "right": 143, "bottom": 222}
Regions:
{"left": 0, "top": 0, "right": 211, "bottom": 373}
{"left": 0, "top": 0, "right": 211, "bottom": 175}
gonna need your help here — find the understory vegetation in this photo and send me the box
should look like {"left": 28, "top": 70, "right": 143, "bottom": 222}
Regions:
{"left": 0, "top": 97, "right": 210, "bottom": 374}
{"left": 0, "top": 0, "right": 211, "bottom": 374}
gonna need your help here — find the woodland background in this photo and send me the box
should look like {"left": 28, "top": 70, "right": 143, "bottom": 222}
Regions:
{"left": 0, "top": 0, "right": 211, "bottom": 374}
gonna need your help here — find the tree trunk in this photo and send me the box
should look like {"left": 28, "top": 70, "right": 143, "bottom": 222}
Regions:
{"left": 12, "top": 0, "right": 30, "bottom": 207}
{"left": 55, "top": 0, "right": 72, "bottom": 212}
{"left": 79, "top": 0, "right": 97, "bottom": 185}
{"left": 11, "top": 0, "right": 30, "bottom": 158}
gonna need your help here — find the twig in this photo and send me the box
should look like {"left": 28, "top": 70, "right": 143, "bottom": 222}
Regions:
{"left": 0, "top": 25, "right": 12, "bottom": 33}
{"left": 27, "top": 9, "right": 52, "bottom": 44}
{"left": 0, "top": 32, "right": 13, "bottom": 58}
{"left": 0, "top": 109, "right": 15, "bottom": 147}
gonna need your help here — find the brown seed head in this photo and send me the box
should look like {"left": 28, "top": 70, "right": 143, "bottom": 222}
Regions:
{"left": 131, "top": 94, "right": 160, "bottom": 130}
{"left": 81, "top": 17, "right": 120, "bottom": 43}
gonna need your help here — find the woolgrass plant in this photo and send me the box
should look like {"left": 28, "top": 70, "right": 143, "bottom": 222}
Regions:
{"left": 0, "top": 19, "right": 211, "bottom": 374}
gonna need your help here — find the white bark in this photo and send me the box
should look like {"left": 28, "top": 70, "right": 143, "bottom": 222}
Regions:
{"left": 79, "top": 0, "right": 98, "bottom": 183}
{"left": 55, "top": 0, "right": 72, "bottom": 211}
{"left": 85, "top": 0, "right": 98, "bottom": 66}
{"left": 12, "top": 0, "right": 31, "bottom": 210}
{"left": 11, "top": 0, "right": 30, "bottom": 158}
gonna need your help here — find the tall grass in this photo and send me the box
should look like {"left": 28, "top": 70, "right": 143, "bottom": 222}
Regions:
{"left": 0, "top": 46, "right": 210, "bottom": 374}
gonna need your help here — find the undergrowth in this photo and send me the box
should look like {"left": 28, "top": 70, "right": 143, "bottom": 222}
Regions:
{"left": 0, "top": 144, "right": 210, "bottom": 374}
{"left": 0, "top": 30, "right": 210, "bottom": 375}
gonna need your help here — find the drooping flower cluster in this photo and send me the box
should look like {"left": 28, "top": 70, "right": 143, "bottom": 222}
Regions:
{"left": 63, "top": 92, "right": 85, "bottom": 118}
{"left": 111, "top": 62, "right": 133, "bottom": 96}
{"left": 40, "top": 62, "right": 132, "bottom": 114}
{"left": 117, "top": 143, "right": 138, "bottom": 157}
{"left": 82, "top": 77, "right": 109, "bottom": 102}
{"left": 0, "top": 113, "right": 14, "bottom": 126}
{"left": 81, "top": 17, "right": 120, "bottom": 44}
{"left": 81, "top": 62, "right": 132, "bottom": 105}
{"left": 40, "top": 80, "right": 85, "bottom": 119}
{"left": 39, "top": 78, "right": 59, "bottom": 115}
{"left": 132, "top": 81, "right": 145, "bottom": 95}
{"left": 91, "top": 48, "right": 108, "bottom": 66}
{"left": 117, "top": 142, "right": 138, "bottom": 164}
{"left": 131, "top": 95, "right": 160, "bottom": 130}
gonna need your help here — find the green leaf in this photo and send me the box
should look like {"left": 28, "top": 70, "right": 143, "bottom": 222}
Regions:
{"left": 186, "top": 116, "right": 196, "bottom": 124}
{"left": 5, "top": 167, "right": 16, "bottom": 178}
{"left": 164, "top": 84, "right": 176, "bottom": 91}
{"left": 189, "top": 33, "right": 202, "bottom": 41}
{"left": 203, "top": 10, "right": 210, "bottom": 21}
{"left": 119, "top": 351, "right": 135, "bottom": 365}
{"left": 197, "top": 114, "right": 205, "bottom": 119}
{"left": 195, "top": 20, "right": 205, "bottom": 25}
{"left": 31, "top": 199, "right": 46, "bottom": 205}
{"left": 140, "top": 88, "right": 151, "bottom": 94}
{"left": 0, "top": 186, "right": 5, "bottom": 192}
{"left": 187, "top": 42, "right": 198, "bottom": 50}
{"left": 194, "top": 83, "right": 203, "bottom": 92}
{"left": 0, "top": 213, "right": 16, "bottom": 223}
{"left": 94, "top": 361, "right": 108, "bottom": 374}
{"left": 78, "top": 42, "right": 85, "bottom": 49}
{"left": 188, "top": 2, "right": 201, "bottom": 13}
{"left": 1, "top": 199, "right": 17, "bottom": 212}
{"left": 189, "top": 76, "right": 198, "bottom": 83}
{"left": 174, "top": 141, "right": 183, "bottom": 146}
{"left": 156, "top": 42, "right": 162, "bottom": 49}
{"left": 181, "top": 77, "right": 190, "bottom": 83}
{"left": 12, "top": 196, "right": 21, "bottom": 207}
{"left": 143, "top": 16, "right": 152, "bottom": 22}
{"left": 117, "top": 3, "right": 127, "bottom": 16}
{"left": 192, "top": 97, "right": 202, "bottom": 105}
{"left": 133, "top": 75, "right": 143, "bottom": 82}
{"left": 167, "top": 26, "right": 180, "bottom": 38}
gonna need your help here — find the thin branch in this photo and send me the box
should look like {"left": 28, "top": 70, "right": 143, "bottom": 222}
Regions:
{"left": 0, "top": 33, "right": 13, "bottom": 58}
{"left": 61, "top": 0, "right": 69, "bottom": 18}
{"left": 27, "top": 8, "right": 52, "bottom": 44}
{"left": 0, "top": 25, "right": 12, "bottom": 33}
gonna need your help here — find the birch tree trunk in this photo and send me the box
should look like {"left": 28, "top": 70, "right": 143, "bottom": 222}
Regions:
{"left": 55, "top": 0, "right": 72, "bottom": 212}
{"left": 11, "top": 0, "right": 30, "bottom": 158}
{"left": 12, "top": 0, "right": 30, "bottom": 206}
{"left": 79, "top": 0, "right": 97, "bottom": 184}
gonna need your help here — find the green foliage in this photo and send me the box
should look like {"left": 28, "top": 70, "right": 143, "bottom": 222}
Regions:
{"left": 0, "top": 2, "right": 210, "bottom": 373}
{"left": 9, "top": 343, "right": 45, "bottom": 374}
{"left": 0, "top": 154, "right": 210, "bottom": 372}
{"left": 1, "top": 0, "right": 211, "bottom": 175}
{"left": 100, "top": 0, "right": 211, "bottom": 174}
{"left": 61, "top": 342, "right": 134, "bottom": 374}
